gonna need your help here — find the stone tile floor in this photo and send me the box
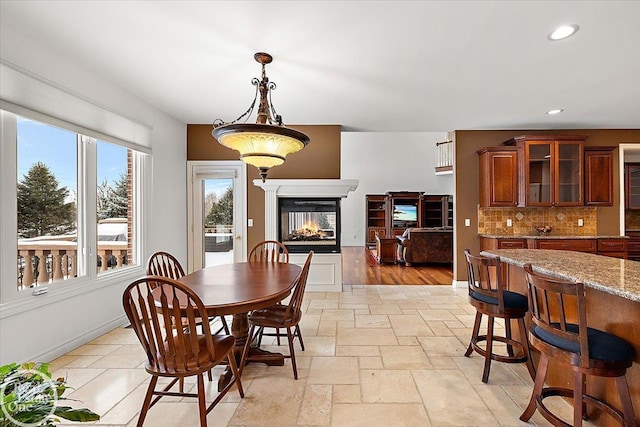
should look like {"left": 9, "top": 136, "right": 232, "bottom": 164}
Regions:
{"left": 52, "top": 285, "right": 591, "bottom": 426}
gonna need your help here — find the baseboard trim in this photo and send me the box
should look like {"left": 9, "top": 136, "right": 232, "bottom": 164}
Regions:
{"left": 30, "top": 314, "right": 129, "bottom": 363}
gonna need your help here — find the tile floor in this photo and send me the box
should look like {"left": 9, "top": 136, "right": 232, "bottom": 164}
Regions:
{"left": 51, "top": 285, "right": 591, "bottom": 426}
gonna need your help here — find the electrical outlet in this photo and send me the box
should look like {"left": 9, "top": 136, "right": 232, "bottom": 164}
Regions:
{"left": 578, "top": 218, "right": 584, "bottom": 227}
{"left": 465, "top": 218, "right": 471, "bottom": 227}
{"left": 507, "top": 219, "right": 513, "bottom": 227}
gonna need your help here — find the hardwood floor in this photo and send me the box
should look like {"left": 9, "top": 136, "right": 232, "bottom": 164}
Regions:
{"left": 341, "top": 246, "right": 453, "bottom": 286}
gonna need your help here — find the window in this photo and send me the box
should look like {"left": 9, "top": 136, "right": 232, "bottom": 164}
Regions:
{"left": 2, "top": 109, "right": 145, "bottom": 302}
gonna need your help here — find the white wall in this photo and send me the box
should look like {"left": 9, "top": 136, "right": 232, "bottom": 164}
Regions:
{"left": 340, "top": 132, "right": 454, "bottom": 246}
{"left": 0, "top": 23, "right": 187, "bottom": 363}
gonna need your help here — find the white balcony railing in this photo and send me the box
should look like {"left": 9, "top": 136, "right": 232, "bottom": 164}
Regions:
{"left": 435, "top": 140, "right": 453, "bottom": 174}
{"left": 17, "top": 240, "right": 128, "bottom": 289}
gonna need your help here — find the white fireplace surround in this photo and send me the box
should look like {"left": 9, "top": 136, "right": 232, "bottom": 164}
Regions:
{"left": 253, "top": 179, "right": 359, "bottom": 292}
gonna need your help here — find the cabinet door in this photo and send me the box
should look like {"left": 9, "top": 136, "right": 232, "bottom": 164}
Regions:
{"left": 554, "top": 141, "right": 583, "bottom": 206}
{"left": 478, "top": 149, "right": 518, "bottom": 207}
{"left": 585, "top": 149, "right": 614, "bottom": 206}
{"left": 626, "top": 163, "right": 640, "bottom": 210}
{"left": 525, "top": 141, "right": 553, "bottom": 206}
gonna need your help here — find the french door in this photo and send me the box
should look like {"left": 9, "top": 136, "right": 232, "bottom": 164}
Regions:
{"left": 187, "top": 161, "right": 247, "bottom": 272}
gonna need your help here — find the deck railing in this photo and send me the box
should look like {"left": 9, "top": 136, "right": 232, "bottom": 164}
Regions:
{"left": 435, "top": 140, "right": 453, "bottom": 174}
{"left": 17, "top": 241, "right": 128, "bottom": 289}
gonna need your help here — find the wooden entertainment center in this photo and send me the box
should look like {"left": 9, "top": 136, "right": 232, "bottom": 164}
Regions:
{"left": 365, "top": 192, "right": 453, "bottom": 248}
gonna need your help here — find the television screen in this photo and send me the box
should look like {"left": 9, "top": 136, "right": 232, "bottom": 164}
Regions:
{"left": 393, "top": 204, "right": 417, "bottom": 222}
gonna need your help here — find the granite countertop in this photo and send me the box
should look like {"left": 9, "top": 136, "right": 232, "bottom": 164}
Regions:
{"left": 480, "top": 249, "right": 640, "bottom": 303}
{"left": 479, "top": 234, "right": 628, "bottom": 240}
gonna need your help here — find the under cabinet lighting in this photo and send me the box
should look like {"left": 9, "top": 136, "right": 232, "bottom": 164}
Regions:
{"left": 546, "top": 109, "right": 563, "bottom": 115}
{"left": 548, "top": 24, "right": 579, "bottom": 41}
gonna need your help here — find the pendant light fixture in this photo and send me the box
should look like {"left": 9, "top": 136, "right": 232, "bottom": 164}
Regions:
{"left": 212, "top": 52, "right": 310, "bottom": 181}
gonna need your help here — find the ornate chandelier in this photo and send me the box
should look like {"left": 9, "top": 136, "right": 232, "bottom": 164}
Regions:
{"left": 212, "top": 52, "right": 310, "bottom": 181}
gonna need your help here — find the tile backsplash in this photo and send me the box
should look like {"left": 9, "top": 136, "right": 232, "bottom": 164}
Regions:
{"left": 626, "top": 210, "right": 640, "bottom": 230}
{"left": 478, "top": 207, "right": 597, "bottom": 236}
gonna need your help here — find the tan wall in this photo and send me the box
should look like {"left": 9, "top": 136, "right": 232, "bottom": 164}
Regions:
{"left": 187, "top": 124, "right": 341, "bottom": 252}
{"left": 454, "top": 129, "right": 640, "bottom": 281}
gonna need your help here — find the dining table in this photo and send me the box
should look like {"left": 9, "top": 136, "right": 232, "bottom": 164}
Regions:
{"left": 178, "top": 261, "right": 302, "bottom": 390}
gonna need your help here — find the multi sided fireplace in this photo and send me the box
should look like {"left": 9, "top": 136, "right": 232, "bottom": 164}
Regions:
{"left": 278, "top": 197, "right": 341, "bottom": 253}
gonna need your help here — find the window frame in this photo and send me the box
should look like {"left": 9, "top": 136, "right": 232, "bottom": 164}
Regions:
{"left": 0, "top": 106, "right": 150, "bottom": 310}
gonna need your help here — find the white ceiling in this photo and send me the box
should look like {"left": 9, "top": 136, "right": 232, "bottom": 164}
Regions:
{"left": 1, "top": 1, "right": 639, "bottom": 132}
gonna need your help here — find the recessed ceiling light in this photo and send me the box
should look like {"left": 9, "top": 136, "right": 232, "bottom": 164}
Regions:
{"left": 546, "top": 109, "right": 564, "bottom": 115}
{"left": 548, "top": 24, "right": 579, "bottom": 41}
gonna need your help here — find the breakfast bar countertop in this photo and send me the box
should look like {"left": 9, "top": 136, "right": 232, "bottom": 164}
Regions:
{"left": 478, "top": 234, "right": 629, "bottom": 239}
{"left": 480, "top": 249, "right": 640, "bottom": 303}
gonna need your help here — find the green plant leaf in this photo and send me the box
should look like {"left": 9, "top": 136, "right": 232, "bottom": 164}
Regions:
{"left": 54, "top": 406, "right": 100, "bottom": 421}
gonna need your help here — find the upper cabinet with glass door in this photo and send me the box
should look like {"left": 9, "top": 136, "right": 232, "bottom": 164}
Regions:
{"left": 504, "top": 135, "right": 586, "bottom": 207}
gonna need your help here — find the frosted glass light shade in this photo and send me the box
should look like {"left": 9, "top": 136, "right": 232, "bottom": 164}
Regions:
{"left": 212, "top": 123, "right": 309, "bottom": 180}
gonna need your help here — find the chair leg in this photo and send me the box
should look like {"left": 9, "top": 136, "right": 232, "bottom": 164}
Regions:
{"left": 227, "top": 349, "right": 245, "bottom": 398}
{"left": 505, "top": 318, "right": 515, "bottom": 357}
{"left": 196, "top": 374, "right": 207, "bottom": 427}
{"left": 517, "top": 317, "right": 536, "bottom": 379}
{"left": 257, "top": 326, "right": 264, "bottom": 346}
{"left": 465, "top": 311, "right": 482, "bottom": 357}
{"left": 520, "top": 354, "right": 549, "bottom": 422}
{"left": 276, "top": 327, "right": 281, "bottom": 345}
{"left": 295, "top": 324, "right": 305, "bottom": 351}
{"left": 573, "top": 371, "right": 585, "bottom": 427}
{"left": 286, "top": 327, "right": 298, "bottom": 380}
{"left": 220, "top": 315, "right": 230, "bottom": 335}
{"left": 615, "top": 375, "right": 636, "bottom": 427}
{"left": 137, "top": 375, "right": 158, "bottom": 427}
{"left": 239, "top": 324, "right": 255, "bottom": 377}
{"left": 482, "top": 316, "right": 495, "bottom": 383}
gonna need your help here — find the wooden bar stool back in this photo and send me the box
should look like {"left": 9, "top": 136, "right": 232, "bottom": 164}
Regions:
{"left": 520, "top": 264, "right": 636, "bottom": 427}
{"left": 463, "top": 249, "right": 536, "bottom": 383}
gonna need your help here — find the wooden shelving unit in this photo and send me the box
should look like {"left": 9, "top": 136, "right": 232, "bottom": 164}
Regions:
{"left": 365, "top": 192, "right": 453, "bottom": 247}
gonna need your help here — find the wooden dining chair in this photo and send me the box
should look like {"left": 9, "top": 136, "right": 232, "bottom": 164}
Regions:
{"left": 123, "top": 276, "right": 244, "bottom": 427}
{"left": 240, "top": 251, "right": 313, "bottom": 380}
{"left": 463, "top": 249, "right": 536, "bottom": 383}
{"left": 520, "top": 264, "right": 636, "bottom": 427}
{"left": 147, "top": 251, "right": 229, "bottom": 335}
{"left": 248, "top": 241, "right": 290, "bottom": 345}
{"left": 248, "top": 240, "right": 289, "bottom": 263}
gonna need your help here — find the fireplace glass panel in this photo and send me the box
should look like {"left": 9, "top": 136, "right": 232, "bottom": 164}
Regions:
{"left": 278, "top": 198, "right": 340, "bottom": 253}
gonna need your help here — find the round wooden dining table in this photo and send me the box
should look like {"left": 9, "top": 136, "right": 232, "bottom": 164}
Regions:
{"left": 178, "top": 261, "right": 302, "bottom": 390}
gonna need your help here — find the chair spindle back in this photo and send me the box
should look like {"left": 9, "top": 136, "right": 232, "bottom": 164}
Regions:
{"left": 248, "top": 240, "right": 290, "bottom": 263}
{"left": 123, "top": 276, "right": 216, "bottom": 374}
{"left": 284, "top": 251, "right": 313, "bottom": 321}
{"left": 147, "top": 251, "right": 185, "bottom": 279}
{"left": 464, "top": 249, "right": 505, "bottom": 310}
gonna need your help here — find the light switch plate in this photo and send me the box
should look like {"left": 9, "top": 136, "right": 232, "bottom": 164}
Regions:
{"left": 465, "top": 218, "right": 471, "bottom": 227}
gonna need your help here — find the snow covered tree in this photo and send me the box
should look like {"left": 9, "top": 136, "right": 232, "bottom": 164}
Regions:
{"left": 17, "top": 162, "right": 76, "bottom": 238}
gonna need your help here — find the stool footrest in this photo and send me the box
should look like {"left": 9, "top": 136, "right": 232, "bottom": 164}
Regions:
{"left": 469, "top": 335, "right": 528, "bottom": 364}
{"left": 537, "top": 386, "right": 628, "bottom": 427}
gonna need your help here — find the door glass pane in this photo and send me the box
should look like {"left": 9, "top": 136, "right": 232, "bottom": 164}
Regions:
{"left": 17, "top": 116, "right": 79, "bottom": 290}
{"left": 203, "top": 178, "right": 234, "bottom": 267}
{"left": 557, "top": 143, "right": 581, "bottom": 203}
{"left": 528, "top": 144, "right": 551, "bottom": 204}
{"left": 97, "top": 140, "right": 135, "bottom": 273}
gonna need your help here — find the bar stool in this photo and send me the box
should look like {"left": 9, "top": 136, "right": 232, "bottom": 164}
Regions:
{"left": 463, "top": 250, "right": 536, "bottom": 383}
{"left": 520, "top": 264, "right": 636, "bottom": 427}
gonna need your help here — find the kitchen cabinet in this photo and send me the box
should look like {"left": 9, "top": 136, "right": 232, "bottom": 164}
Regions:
{"left": 477, "top": 147, "right": 519, "bottom": 207}
{"left": 504, "top": 135, "right": 586, "bottom": 207}
{"left": 584, "top": 147, "right": 615, "bottom": 206}
{"left": 526, "top": 238, "right": 596, "bottom": 253}
{"left": 597, "top": 238, "right": 627, "bottom": 259}
{"left": 479, "top": 237, "right": 526, "bottom": 250}
{"left": 625, "top": 163, "right": 640, "bottom": 210}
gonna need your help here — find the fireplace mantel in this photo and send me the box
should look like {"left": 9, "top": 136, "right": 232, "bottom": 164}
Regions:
{"left": 253, "top": 179, "right": 359, "bottom": 292}
{"left": 253, "top": 179, "right": 358, "bottom": 240}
